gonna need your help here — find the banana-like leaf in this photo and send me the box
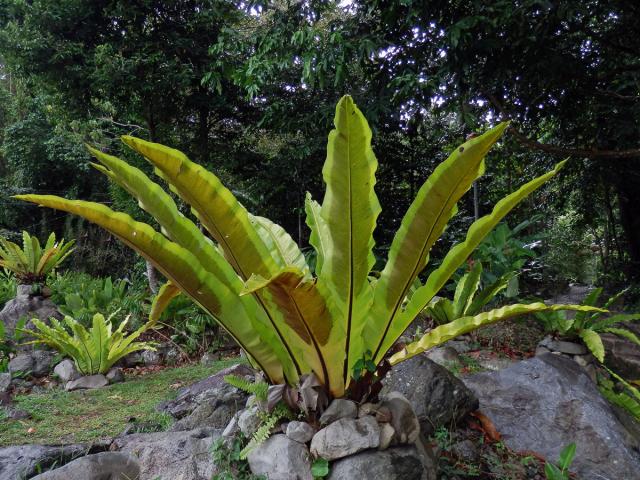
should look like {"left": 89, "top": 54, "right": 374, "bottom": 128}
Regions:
{"left": 304, "top": 193, "right": 329, "bottom": 276}
{"left": 318, "top": 95, "right": 381, "bottom": 383}
{"left": 92, "top": 143, "right": 301, "bottom": 379}
{"left": 250, "top": 215, "right": 309, "bottom": 275}
{"left": 599, "top": 381, "right": 640, "bottom": 419}
{"left": 88, "top": 147, "right": 241, "bottom": 291}
{"left": 390, "top": 303, "right": 604, "bottom": 365}
{"left": 241, "top": 267, "right": 345, "bottom": 396}
{"left": 603, "top": 288, "right": 628, "bottom": 309}
{"left": 91, "top": 313, "right": 110, "bottom": 374}
{"left": 380, "top": 160, "right": 567, "bottom": 363}
{"left": 578, "top": 329, "right": 605, "bottom": 362}
{"left": 121, "top": 136, "right": 278, "bottom": 282}
{"left": 369, "top": 124, "right": 508, "bottom": 359}
{"left": 149, "top": 281, "right": 182, "bottom": 327}
{"left": 15, "top": 194, "right": 287, "bottom": 384}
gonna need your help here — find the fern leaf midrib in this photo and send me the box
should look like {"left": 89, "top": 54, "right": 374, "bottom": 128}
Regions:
{"left": 287, "top": 284, "right": 331, "bottom": 390}
{"left": 373, "top": 157, "right": 481, "bottom": 360}
{"left": 343, "top": 115, "right": 357, "bottom": 385}
{"left": 178, "top": 185, "right": 302, "bottom": 377}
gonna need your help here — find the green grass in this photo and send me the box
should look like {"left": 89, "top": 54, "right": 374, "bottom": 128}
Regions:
{"left": 0, "top": 359, "right": 241, "bottom": 446}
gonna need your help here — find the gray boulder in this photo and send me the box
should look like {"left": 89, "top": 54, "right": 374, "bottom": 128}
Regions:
{"left": 285, "top": 421, "right": 315, "bottom": 444}
{"left": 159, "top": 363, "right": 252, "bottom": 430}
{"left": 539, "top": 336, "right": 588, "bottom": 355}
{"left": 112, "top": 427, "right": 220, "bottom": 480}
{"left": 53, "top": 359, "right": 80, "bottom": 383}
{"left": 31, "top": 350, "right": 57, "bottom": 376}
{"left": 601, "top": 332, "right": 640, "bottom": 380}
{"left": 8, "top": 354, "right": 33, "bottom": 376}
{"left": 463, "top": 353, "right": 640, "bottom": 480}
{"left": 142, "top": 349, "right": 162, "bottom": 366}
{"left": 0, "top": 372, "right": 10, "bottom": 393}
{"left": 106, "top": 367, "right": 125, "bottom": 384}
{"left": 247, "top": 434, "right": 312, "bottom": 480}
{"left": 319, "top": 398, "right": 358, "bottom": 425}
{"left": 425, "top": 346, "right": 460, "bottom": 366}
{"left": 379, "top": 392, "right": 420, "bottom": 444}
{"left": 120, "top": 351, "right": 144, "bottom": 368}
{"left": 238, "top": 406, "right": 261, "bottom": 436}
{"left": 0, "top": 444, "right": 88, "bottom": 480}
{"left": 31, "top": 452, "right": 140, "bottom": 480}
{"left": 0, "top": 288, "right": 61, "bottom": 348}
{"left": 310, "top": 416, "right": 380, "bottom": 461}
{"left": 9, "top": 350, "right": 56, "bottom": 377}
{"left": 381, "top": 354, "right": 478, "bottom": 436}
{"left": 65, "top": 374, "right": 109, "bottom": 391}
{"left": 328, "top": 445, "right": 436, "bottom": 480}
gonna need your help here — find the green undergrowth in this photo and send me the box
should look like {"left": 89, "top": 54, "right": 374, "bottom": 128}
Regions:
{"left": 0, "top": 359, "right": 241, "bottom": 446}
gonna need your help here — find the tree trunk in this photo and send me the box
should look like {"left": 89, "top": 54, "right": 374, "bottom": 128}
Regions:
{"left": 146, "top": 260, "right": 159, "bottom": 294}
{"left": 616, "top": 179, "right": 640, "bottom": 281}
{"left": 473, "top": 182, "right": 480, "bottom": 221}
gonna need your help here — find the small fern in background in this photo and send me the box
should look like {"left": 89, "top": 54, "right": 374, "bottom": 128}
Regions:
{"left": 224, "top": 374, "right": 268, "bottom": 401}
{"left": 598, "top": 369, "right": 640, "bottom": 420}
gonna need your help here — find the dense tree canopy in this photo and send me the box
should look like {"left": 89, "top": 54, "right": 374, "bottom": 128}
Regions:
{"left": 0, "top": 0, "right": 637, "bottom": 293}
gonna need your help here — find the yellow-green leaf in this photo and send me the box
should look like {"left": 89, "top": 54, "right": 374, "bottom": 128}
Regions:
{"left": 304, "top": 192, "right": 330, "bottom": 276}
{"left": 368, "top": 124, "right": 508, "bottom": 360}
{"left": 318, "top": 95, "right": 381, "bottom": 384}
{"left": 391, "top": 303, "right": 605, "bottom": 365}
{"left": 242, "top": 266, "right": 345, "bottom": 396}
{"left": 149, "top": 281, "right": 182, "bottom": 327}
{"left": 378, "top": 160, "right": 567, "bottom": 363}
{"left": 15, "top": 194, "right": 287, "bottom": 384}
{"left": 120, "top": 136, "right": 278, "bottom": 281}
{"left": 578, "top": 329, "right": 605, "bottom": 362}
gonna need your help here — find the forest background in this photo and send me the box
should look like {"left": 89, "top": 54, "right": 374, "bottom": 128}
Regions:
{"left": 0, "top": 0, "right": 637, "bottom": 303}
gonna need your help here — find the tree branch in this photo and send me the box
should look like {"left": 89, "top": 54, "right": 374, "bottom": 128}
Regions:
{"left": 484, "top": 93, "right": 640, "bottom": 159}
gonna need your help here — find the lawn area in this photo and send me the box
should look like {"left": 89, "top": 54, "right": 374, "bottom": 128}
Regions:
{"left": 0, "top": 359, "right": 241, "bottom": 447}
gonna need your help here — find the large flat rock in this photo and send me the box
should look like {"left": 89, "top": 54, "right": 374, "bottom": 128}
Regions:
{"left": 111, "top": 427, "right": 221, "bottom": 480}
{"left": 381, "top": 354, "right": 478, "bottom": 436}
{"left": 463, "top": 353, "right": 640, "bottom": 480}
{"left": 0, "top": 444, "right": 89, "bottom": 480}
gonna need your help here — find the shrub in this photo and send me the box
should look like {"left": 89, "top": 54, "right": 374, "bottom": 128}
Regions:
{"left": 535, "top": 287, "right": 640, "bottom": 363}
{"left": 0, "top": 272, "right": 17, "bottom": 309}
{"left": 25, "top": 313, "right": 155, "bottom": 375}
{"left": 18, "top": 95, "right": 599, "bottom": 398}
{"left": 50, "top": 272, "right": 148, "bottom": 328}
{"left": 425, "top": 261, "right": 515, "bottom": 324}
{"left": 0, "top": 231, "right": 74, "bottom": 284}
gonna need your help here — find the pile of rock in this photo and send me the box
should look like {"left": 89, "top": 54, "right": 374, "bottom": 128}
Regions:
{"left": 223, "top": 392, "right": 435, "bottom": 480}
{"left": 535, "top": 336, "right": 598, "bottom": 381}
{"left": 0, "top": 284, "right": 61, "bottom": 347}
{"left": 53, "top": 359, "right": 124, "bottom": 391}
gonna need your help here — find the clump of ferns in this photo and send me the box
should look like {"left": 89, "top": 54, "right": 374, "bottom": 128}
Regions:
{"left": 225, "top": 374, "right": 298, "bottom": 458}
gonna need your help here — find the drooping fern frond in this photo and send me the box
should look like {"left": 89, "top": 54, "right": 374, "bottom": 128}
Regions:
{"left": 224, "top": 374, "right": 269, "bottom": 401}
{"left": 240, "top": 403, "right": 294, "bottom": 459}
{"left": 599, "top": 370, "right": 640, "bottom": 420}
